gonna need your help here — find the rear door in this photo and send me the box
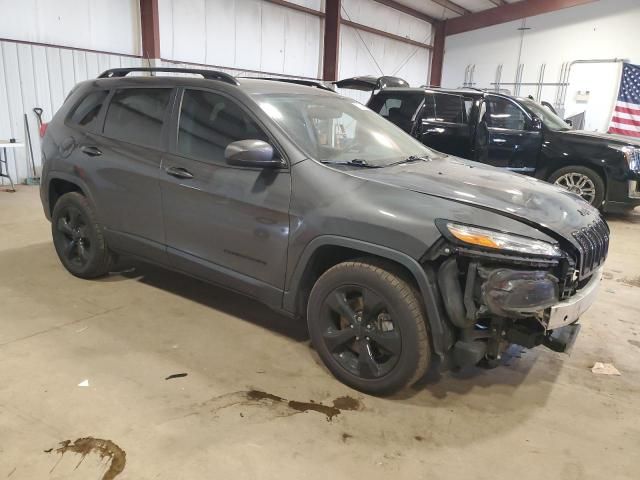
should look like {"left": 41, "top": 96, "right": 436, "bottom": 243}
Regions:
{"left": 89, "top": 87, "right": 173, "bottom": 262}
{"left": 476, "top": 95, "right": 541, "bottom": 172}
{"left": 417, "top": 92, "right": 476, "bottom": 158}
{"left": 159, "top": 87, "right": 291, "bottom": 304}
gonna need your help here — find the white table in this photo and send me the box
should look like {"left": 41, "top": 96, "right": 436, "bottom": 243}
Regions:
{"left": 0, "top": 141, "right": 24, "bottom": 192}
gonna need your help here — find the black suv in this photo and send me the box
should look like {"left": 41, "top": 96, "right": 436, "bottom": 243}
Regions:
{"left": 40, "top": 68, "right": 608, "bottom": 395}
{"left": 337, "top": 76, "right": 640, "bottom": 211}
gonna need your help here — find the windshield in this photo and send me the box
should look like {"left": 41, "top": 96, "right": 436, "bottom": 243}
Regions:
{"left": 519, "top": 98, "right": 571, "bottom": 131}
{"left": 253, "top": 93, "right": 435, "bottom": 166}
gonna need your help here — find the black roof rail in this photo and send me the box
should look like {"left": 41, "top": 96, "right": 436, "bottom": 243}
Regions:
{"left": 240, "top": 77, "right": 335, "bottom": 92}
{"left": 97, "top": 67, "right": 240, "bottom": 86}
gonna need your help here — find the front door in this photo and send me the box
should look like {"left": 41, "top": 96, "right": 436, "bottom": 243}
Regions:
{"left": 159, "top": 88, "right": 291, "bottom": 304}
{"left": 476, "top": 95, "right": 541, "bottom": 173}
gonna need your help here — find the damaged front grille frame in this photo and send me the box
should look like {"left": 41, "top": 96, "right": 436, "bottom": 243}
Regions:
{"left": 572, "top": 217, "right": 609, "bottom": 280}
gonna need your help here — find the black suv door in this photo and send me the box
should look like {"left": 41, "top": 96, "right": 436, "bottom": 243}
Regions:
{"left": 77, "top": 87, "right": 173, "bottom": 262}
{"left": 159, "top": 88, "right": 291, "bottom": 304}
{"left": 476, "top": 95, "right": 542, "bottom": 172}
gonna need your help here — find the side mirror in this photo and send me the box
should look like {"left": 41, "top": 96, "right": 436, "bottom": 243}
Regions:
{"left": 531, "top": 117, "right": 543, "bottom": 131}
{"left": 224, "top": 140, "right": 281, "bottom": 168}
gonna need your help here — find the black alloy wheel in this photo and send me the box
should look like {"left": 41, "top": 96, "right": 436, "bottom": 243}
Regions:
{"left": 307, "top": 260, "right": 430, "bottom": 395}
{"left": 319, "top": 285, "right": 402, "bottom": 379}
{"left": 51, "top": 192, "right": 114, "bottom": 278}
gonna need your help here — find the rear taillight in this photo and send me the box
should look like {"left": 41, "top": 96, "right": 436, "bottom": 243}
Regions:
{"left": 39, "top": 122, "right": 48, "bottom": 138}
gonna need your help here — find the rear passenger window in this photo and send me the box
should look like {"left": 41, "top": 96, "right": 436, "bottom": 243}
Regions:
{"left": 103, "top": 88, "right": 172, "bottom": 148}
{"left": 68, "top": 91, "right": 108, "bottom": 129}
{"left": 369, "top": 92, "right": 422, "bottom": 133}
{"left": 177, "top": 89, "right": 269, "bottom": 164}
{"left": 424, "top": 94, "right": 469, "bottom": 124}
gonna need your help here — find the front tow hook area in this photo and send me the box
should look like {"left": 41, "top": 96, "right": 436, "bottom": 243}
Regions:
{"left": 544, "top": 323, "right": 582, "bottom": 354}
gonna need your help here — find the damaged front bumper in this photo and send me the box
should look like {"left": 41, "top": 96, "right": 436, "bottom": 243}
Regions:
{"left": 436, "top": 254, "right": 603, "bottom": 369}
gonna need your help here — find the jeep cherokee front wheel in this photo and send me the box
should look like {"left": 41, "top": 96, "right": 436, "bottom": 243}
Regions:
{"left": 307, "top": 259, "right": 430, "bottom": 396}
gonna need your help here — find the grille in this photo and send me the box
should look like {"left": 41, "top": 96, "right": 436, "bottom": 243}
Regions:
{"left": 572, "top": 217, "right": 609, "bottom": 279}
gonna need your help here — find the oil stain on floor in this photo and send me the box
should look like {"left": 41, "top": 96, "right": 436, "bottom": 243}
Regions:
{"left": 246, "top": 390, "right": 363, "bottom": 421}
{"left": 197, "top": 389, "right": 364, "bottom": 422}
{"left": 46, "top": 437, "right": 126, "bottom": 480}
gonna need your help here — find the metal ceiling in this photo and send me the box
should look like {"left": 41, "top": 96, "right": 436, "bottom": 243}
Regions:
{"left": 391, "top": 0, "right": 518, "bottom": 21}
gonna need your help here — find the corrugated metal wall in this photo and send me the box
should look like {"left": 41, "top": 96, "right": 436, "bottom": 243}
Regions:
{"left": 0, "top": 39, "right": 313, "bottom": 184}
{"left": 0, "top": 40, "right": 144, "bottom": 184}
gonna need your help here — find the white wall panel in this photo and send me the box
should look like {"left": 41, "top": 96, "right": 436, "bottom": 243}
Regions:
{"left": 0, "top": 40, "right": 145, "bottom": 184}
{"left": 0, "top": 0, "right": 140, "bottom": 55}
{"left": 337, "top": 0, "right": 432, "bottom": 103}
{"left": 442, "top": 0, "right": 640, "bottom": 132}
{"left": 159, "top": 0, "right": 322, "bottom": 78}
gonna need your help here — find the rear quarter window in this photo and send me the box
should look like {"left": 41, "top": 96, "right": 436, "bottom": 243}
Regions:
{"left": 67, "top": 90, "right": 109, "bottom": 130}
{"left": 368, "top": 92, "right": 423, "bottom": 133}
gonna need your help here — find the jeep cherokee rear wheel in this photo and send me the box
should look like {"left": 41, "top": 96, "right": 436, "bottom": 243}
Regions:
{"left": 307, "top": 259, "right": 430, "bottom": 396}
{"left": 52, "top": 192, "right": 114, "bottom": 278}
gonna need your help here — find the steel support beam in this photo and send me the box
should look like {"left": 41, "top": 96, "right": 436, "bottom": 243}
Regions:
{"left": 429, "top": 22, "right": 445, "bottom": 86}
{"left": 445, "top": 0, "right": 599, "bottom": 36}
{"left": 140, "top": 0, "right": 160, "bottom": 59}
{"left": 432, "top": 0, "right": 471, "bottom": 16}
{"left": 341, "top": 20, "right": 433, "bottom": 49}
{"left": 323, "top": 0, "right": 341, "bottom": 81}
{"left": 264, "top": 0, "right": 324, "bottom": 17}
{"left": 371, "top": 0, "right": 436, "bottom": 23}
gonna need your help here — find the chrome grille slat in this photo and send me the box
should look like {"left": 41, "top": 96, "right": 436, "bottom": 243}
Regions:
{"left": 572, "top": 217, "right": 609, "bottom": 279}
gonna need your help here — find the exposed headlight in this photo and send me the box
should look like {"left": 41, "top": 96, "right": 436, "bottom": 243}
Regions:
{"left": 609, "top": 144, "right": 640, "bottom": 172}
{"left": 441, "top": 222, "right": 563, "bottom": 257}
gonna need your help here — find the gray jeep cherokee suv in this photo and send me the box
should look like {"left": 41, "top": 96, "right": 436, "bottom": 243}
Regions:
{"left": 40, "top": 68, "right": 608, "bottom": 395}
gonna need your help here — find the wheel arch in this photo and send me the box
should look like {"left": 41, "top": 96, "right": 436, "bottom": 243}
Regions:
{"left": 284, "top": 236, "right": 451, "bottom": 358}
{"left": 46, "top": 173, "right": 93, "bottom": 218}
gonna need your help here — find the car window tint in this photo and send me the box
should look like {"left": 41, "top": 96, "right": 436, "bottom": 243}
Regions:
{"left": 69, "top": 90, "right": 108, "bottom": 129}
{"left": 425, "top": 94, "right": 468, "bottom": 124}
{"left": 368, "top": 92, "right": 422, "bottom": 133}
{"left": 177, "top": 89, "right": 269, "bottom": 163}
{"left": 103, "top": 88, "right": 171, "bottom": 148}
{"left": 486, "top": 97, "right": 526, "bottom": 130}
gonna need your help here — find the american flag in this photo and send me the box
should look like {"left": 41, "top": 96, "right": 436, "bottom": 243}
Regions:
{"left": 608, "top": 63, "right": 640, "bottom": 138}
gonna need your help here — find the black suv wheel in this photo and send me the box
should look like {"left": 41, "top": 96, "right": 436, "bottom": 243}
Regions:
{"left": 307, "top": 259, "right": 430, "bottom": 396}
{"left": 549, "top": 166, "right": 605, "bottom": 208}
{"left": 51, "top": 192, "right": 114, "bottom": 278}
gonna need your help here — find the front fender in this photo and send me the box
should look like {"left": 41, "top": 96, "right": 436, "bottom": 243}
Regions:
{"left": 283, "top": 235, "right": 453, "bottom": 358}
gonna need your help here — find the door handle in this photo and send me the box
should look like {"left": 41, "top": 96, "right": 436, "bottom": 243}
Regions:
{"left": 80, "top": 145, "right": 102, "bottom": 157}
{"left": 165, "top": 166, "right": 194, "bottom": 179}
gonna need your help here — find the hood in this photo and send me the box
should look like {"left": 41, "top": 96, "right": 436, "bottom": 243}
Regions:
{"left": 559, "top": 129, "right": 640, "bottom": 147}
{"left": 347, "top": 156, "right": 600, "bottom": 238}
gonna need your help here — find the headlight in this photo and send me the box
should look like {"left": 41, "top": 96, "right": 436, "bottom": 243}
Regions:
{"left": 609, "top": 144, "right": 640, "bottom": 172}
{"left": 441, "top": 222, "right": 563, "bottom": 257}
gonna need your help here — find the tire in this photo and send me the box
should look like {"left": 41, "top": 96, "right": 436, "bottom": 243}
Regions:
{"left": 51, "top": 192, "right": 114, "bottom": 278}
{"left": 548, "top": 166, "right": 605, "bottom": 208}
{"left": 307, "top": 259, "right": 430, "bottom": 396}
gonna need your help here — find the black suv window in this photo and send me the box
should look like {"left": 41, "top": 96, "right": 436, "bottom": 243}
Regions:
{"left": 423, "top": 93, "right": 471, "bottom": 124}
{"left": 485, "top": 97, "right": 526, "bottom": 130}
{"left": 103, "top": 88, "right": 172, "bottom": 148}
{"left": 68, "top": 90, "right": 108, "bottom": 129}
{"left": 177, "top": 89, "right": 269, "bottom": 164}
{"left": 368, "top": 92, "right": 422, "bottom": 133}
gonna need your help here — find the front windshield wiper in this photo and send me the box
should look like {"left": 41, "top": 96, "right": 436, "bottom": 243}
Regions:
{"left": 385, "top": 155, "right": 430, "bottom": 167}
{"left": 320, "top": 159, "right": 381, "bottom": 168}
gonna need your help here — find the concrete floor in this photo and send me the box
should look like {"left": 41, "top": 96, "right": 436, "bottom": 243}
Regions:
{"left": 1, "top": 185, "right": 639, "bottom": 480}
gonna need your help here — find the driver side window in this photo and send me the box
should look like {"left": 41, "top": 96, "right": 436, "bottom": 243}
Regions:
{"left": 485, "top": 97, "right": 526, "bottom": 130}
{"left": 177, "top": 89, "right": 269, "bottom": 164}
